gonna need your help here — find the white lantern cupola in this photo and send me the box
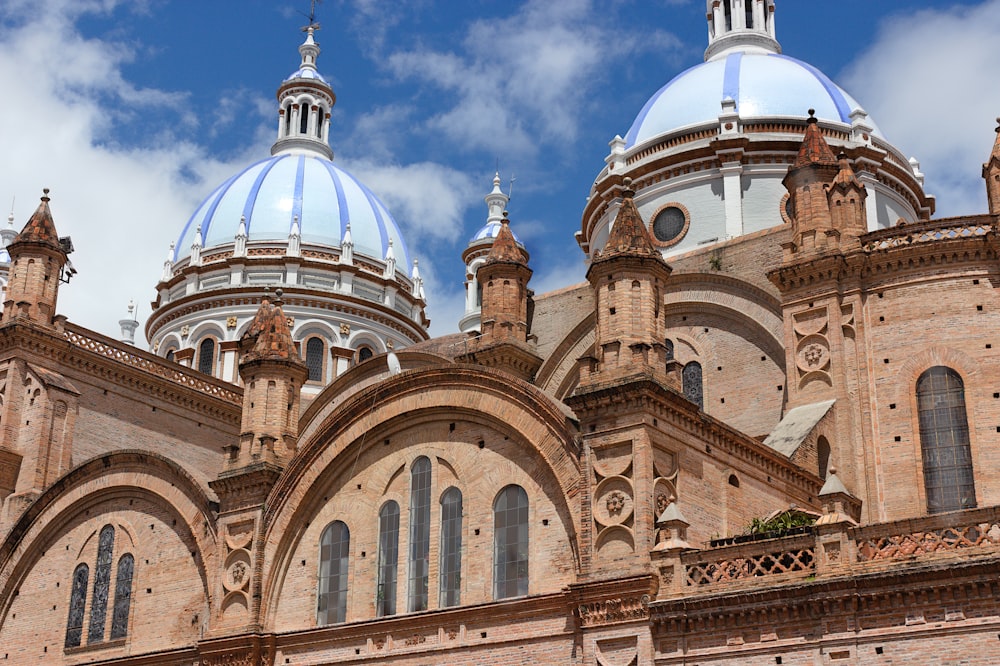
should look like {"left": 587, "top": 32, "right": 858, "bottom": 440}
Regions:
{"left": 271, "top": 25, "right": 335, "bottom": 160}
{"left": 705, "top": 0, "right": 778, "bottom": 61}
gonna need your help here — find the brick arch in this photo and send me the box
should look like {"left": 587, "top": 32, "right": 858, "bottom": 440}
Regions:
{"left": 892, "top": 345, "right": 979, "bottom": 396}
{"left": 259, "top": 365, "right": 581, "bottom": 625}
{"left": 0, "top": 450, "right": 218, "bottom": 627}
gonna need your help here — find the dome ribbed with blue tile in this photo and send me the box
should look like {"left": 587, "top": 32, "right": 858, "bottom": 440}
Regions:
{"left": 174, "top": 154, "right": 410, "bottom": 266}
{"left": 625, "top": 53, "right": 881, "bottom": 149}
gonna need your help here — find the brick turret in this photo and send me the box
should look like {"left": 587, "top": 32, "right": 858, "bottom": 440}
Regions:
{"left": 579, "top": 178, "right": 672, "bottom": 387}
{"left": 782, "top": 111, "right": 840, "bottom": 255}
{"left": 231, "top": 289, "right": 308, "bottom": 470}
{"left": 457, "top": 213, "right": 542, "bottom": 381}
{"left": 826, "top": 152, "right": 868, "bottom": 244}
{"left": 2, "top": 189, "right": 70, "bottom": 326}
{"left": 982, "top": 118, "right": 1000, "bottom": 214}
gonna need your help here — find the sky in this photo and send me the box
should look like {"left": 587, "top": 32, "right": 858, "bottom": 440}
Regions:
{"left": 0, "top": 0, "right": 998, "bottom": 345}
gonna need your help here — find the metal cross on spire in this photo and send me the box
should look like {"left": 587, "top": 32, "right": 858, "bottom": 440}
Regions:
{"left": 300, "top": 0, "right": 322, "bottom": 32}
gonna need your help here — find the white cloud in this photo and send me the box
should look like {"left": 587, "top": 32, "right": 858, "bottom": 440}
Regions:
{"left": 0, "top": 1, "right": 252, "bottom": 344}
{"left": 840, "top": 0, "right": 1000, "bottom": 217}
{"left": 383, "top": 0, "right": 683, "bottom": 161}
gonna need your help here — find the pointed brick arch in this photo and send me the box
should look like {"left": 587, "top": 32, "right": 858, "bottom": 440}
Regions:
{"left": 259, "top": 365, "right": 581, "bottom": 626}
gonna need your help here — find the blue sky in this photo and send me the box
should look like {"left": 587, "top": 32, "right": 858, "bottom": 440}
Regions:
{"left": 0, "top": 0, "right": 997, "bottom": 342}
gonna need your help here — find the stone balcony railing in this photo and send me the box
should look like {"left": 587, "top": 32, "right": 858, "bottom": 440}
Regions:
{"left": 860, "top": 215, "right": 995, "bottom": 252}
{"left": 653, "top": 504, "right": 1000, "bottom": 599}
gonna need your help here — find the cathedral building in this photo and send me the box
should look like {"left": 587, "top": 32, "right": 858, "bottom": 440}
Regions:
{"left": 1, "top": 1, "right": 1000, "bottom": 664}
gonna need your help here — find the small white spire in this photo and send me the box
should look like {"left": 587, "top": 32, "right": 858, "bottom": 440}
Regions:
{"left": 287, "top": 215, "right": 301, "bottom": 257}
{"left": 119, "top": 299, "right": 139, "bottom": 345}
{"left": 190, "top": 226, "right": 203, "bottom": 266}
{"left": 341, "top": 223, "right": 353, "bottom": 265}
{"left": 162, "top": 241, "right": 175, "bottom": 281}
{"left": 383, "top": 238, "right": 397, "bottom": 279}
{"left": 484, "top": 171, "right": 509, "bottom": 226}
{"left": 234, "top": 215, "right": 247, "bottom": 257}
{"left": 410, "top": 258, "right": 424, "bottom": 300}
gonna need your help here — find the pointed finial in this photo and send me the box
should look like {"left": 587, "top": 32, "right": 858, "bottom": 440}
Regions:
{"left": 274, "top": 287, "right": 284, "bottom": 305}
{"left": 807, "top": 109, "right": 817, "bottom": 123}
{"left": 995, "top": 117, "right": 1000, "bottom": 133}
{"left": 41, "top": 188, "right": 50, "bottom": 201}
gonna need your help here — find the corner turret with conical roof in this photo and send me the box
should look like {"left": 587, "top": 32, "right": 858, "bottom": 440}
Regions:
{"left": 781, "top": 111, "right": 840, "bottom": 255}
{"left": 2, "top": 189, "right": 71, "bottom": 326}
{"left": 456, "top": 211, "right": 541, "bottom": 381}
{"left": 579, "top": 179, "right": 672, "bottom": 388}
{"left": 982, "top": 118, "right": 1000, "bottom": 214}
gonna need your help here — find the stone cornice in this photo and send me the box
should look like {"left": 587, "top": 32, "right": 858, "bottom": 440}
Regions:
{"left": 767, "top": 216, "right": 999, "bottom": 298}
{"left": 0, "top": 321, "right": 242, "bottom": 423}
{"left": 567, "top": 375, "right": 821, "bottom": 498}
{"left": 147, "top": 287, "right": 429, "bottom": 344}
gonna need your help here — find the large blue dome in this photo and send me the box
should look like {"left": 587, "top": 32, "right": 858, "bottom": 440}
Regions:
{"left": 174, "top": 154, "right": 410, "bottom": 266}
{"left": 624, "top": 53, "right": 882, "bottom": 148}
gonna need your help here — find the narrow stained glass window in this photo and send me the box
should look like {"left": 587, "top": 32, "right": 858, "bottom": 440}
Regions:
{"left": 408, "top": 457, "right": 431, "bottom": 612}
{"left": 439, "top": 487, "right": 463, "bottom": 608}
{"left": 376, "top": 501, "right": 400, "bottom": 618}
{"left": 317, "top": 521, "right": 350, "bottom": 625}
{"left": 198, "top": 338, "right": 215, "bottom": 375}
{"left": 88, "top": 524, "right": 115, "bottom": 643}
{"left": 683, "top": 361, "right": 703, "bottom": 410}
{"left": 64, "top": 563, "right": 89, "bottom": 648}
{"left": 110, "top": 554, "right": 134, "bottom": 640}
{"left": 917, "top": 366, "right": 977, "bottom": 514}
{"left": 305, "top": 337, "right": 324, "bottom": 382}
{"left": 493, "top": 485, "right": 529, "bottom": 599}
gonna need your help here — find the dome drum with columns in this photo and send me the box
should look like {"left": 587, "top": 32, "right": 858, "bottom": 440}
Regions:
{"left": 578, "top": 0, "right": 934, "bottom": 261}
{"left": 147, "top": 25, "right": 428, "bottom": 392}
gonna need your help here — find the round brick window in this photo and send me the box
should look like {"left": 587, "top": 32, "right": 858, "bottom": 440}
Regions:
{"left": 649, "top": 203, "right": 689, "bottom": 247}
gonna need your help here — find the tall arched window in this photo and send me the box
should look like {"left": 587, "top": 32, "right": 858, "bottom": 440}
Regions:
{"left": 817, "top": 436, "right": 831, "bottom": 480}
{"left": 493, "top": 485, "right": 529, "bottom": 599}
{"left": 376, "top": 501, "right": 400, "bottom": 618}
{"left": 305, "top": 337, "right": 324, "bottom": 382}
{"left": 664, "top": 338, "right": 674, "bottom": 361}
{"left": 317, "top": 521, "right": 350, "bottom": 625}
{"left": 408, "top": 457, "right": 431, "bottom": 612}
{"left": 110, "top": 554, "right": 134, "bottom": 640}
{"left": 198, "top": 338, "right": 215, "bottom": 375}
{"left": 917, "top": 366, "right": 977, "bottom": 513}
{"left": 683, "top": 361, "right": 703, "bottom": 410}
{"left": 64, "top": 563, "right": 89, "bottom": 648}
{"left": 300, "top": 104, "right": 310, "bottom": 134}
{"left": 88, "top": 524, "right": 115, "bottom": 643}
{"left": 439, "top": 487, "right": 463, "bottom": 608}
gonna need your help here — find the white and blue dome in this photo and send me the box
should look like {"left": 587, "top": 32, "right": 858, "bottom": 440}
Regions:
{"left": 174, "top": 154, "right": 411, "bottom": 266}
{"left": 470, "top": 220, "right": 520, "bottom": 244}
{"left": 624, "top": 53, "right": 882, "bottom": 149}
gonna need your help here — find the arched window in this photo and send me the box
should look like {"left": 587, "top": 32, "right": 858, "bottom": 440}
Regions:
{"left": 358, "top": 346, "right": 374, "bottom": 362}
{"left": 300, "top": 103, "right": 309, "bottom": 134}
{"left": 197, "top": 338, "right": 215, "bottom": 375}
{"left": 87, "top": 525, "right": 115, "bottom": 643}
{"left": 439, "top": 487, "right": 463, "bottom": 608}
{"left": 317, "top": 521, "right": 350, "bottom": 625}
{"left": 493, "top": 485, "right": 529, "bottom": 599}
{"left": 284, "top": 103, "right": 292, "bottom": 135}
{"left": 682, "top": 361, "right": 703, "bottom": 410}
{"left": 110, "top": 554, "right": 134, "bottom": 640}
{"left": 376, "top": 501, "right": 400, "bottom": 618}
{"left": 408, "top": 457, "right": 431, "bottom": 612}
{"left": 165, "top": 349, "right": 175, "bottom": 363}
{"left": 316, "top": 108, "right": 324, "bottom": 137}
{"left": 917, "top": 367, "right": 977, "bottom": 513}
{"left": 664, "top": 338, "right": 674, "bottom": 361}
{"left": 817, "top": 436, "right": 831, "bottom": 480}
{"left": 305, "top": 337, "right": 324, "bottom": 382}
{"left": 64, "top": 563, "right": 89, "bottom": 648}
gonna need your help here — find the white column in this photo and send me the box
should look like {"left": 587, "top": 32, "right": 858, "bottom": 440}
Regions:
{"left": 733, "top": 0, "right": 745, "bottom": 30}
{"left": 753, "top": 0, "right": 765, "bottom": 31}
{"left": 713, "top": 2, "right": 725, "bottom": 37}
{"left": 720, "top": 162, "right": 744, "bottom": 239}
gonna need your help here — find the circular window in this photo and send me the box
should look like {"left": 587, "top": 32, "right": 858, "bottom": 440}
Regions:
{"left": 649, "top": 203, "right": 689, "bottom": 247}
